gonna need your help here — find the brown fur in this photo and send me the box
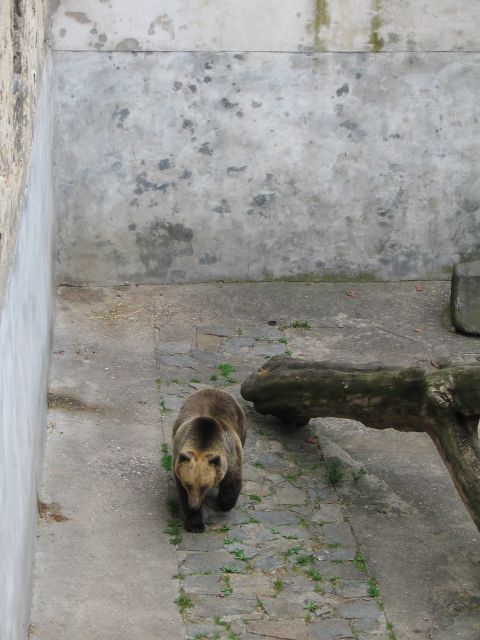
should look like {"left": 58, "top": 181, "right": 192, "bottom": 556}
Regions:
{"left": 172, "top": 388, "right": 247, "bottom": 532}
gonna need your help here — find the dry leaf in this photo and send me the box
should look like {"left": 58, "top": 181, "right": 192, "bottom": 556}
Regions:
{"left": 306, "top": 436, "right": 318, "bottom": 444}
{"left": 345, "top": 289, "right": 357, "bottom": 298}
{"left": 415, "top": 284, "right": 424, "bottom": 292}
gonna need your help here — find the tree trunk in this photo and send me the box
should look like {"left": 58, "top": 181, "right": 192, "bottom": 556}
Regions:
{"left": 241, "top": 356, "right": 480, "bottom": 531}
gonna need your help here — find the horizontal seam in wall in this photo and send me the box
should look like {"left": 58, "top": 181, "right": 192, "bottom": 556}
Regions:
{"left": 50, "top": 48, "right": 480, "bottom": 55}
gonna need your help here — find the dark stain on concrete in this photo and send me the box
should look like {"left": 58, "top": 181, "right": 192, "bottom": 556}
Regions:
{"left": 128, "top": 223, "right": 137, "bottom": 231}
{"left": 336, "top": 83, "right": 349, "bottom": 97}
{"left": 251, "top": 193, "right": 275, "bottom": 207}
{"left": 251, "top": 101, "right": 263, "bottom": 109}
{"left": 205, "top": 62, "right": 213, "bottom": 69}
{"left": 173, "top": 81, "right": 183, "bottom": 91}
{"left": 463, "top": 199, "right": 480, "bottom": 214}
{"left": 182, "top": 119, "right": 194, "bottom": 131}
{"left": 179, "top": 169, "right": 192, "bottom": 180}
{"left": 222, "top": 97, "right": 238, "bottom": 109}
{"left": 134, "top": 173, "right": 170, "bottom": 195}
{"left": 115, "top": 107, "right": 130, "bottom": 129}
{"left": 159, "top": 158, "right": 174, "bottom": 170}
{"left": 233, "top": 54, "right": 244, "bottom": 60}
{"left": 204, "top": 76, "right": 212, "bottom": 83}
{"left": 188, "top": 84, "right": 198, "bottom": 93}
{"left": 200, "top": 253, "right": 218, "bottom": 265}
{"left": 135, "top": 219, "right": 194, "bottom": 278}
{"left": 48, "top": 392, "right": 102, "bottom": 413}
{"left": 130, "top": 198, "right": 139, "bottom": 208}
{"left": 65, "top": 11, "right": 91, "bottom": 23}
{"left": 38, "top": 501, "right": 69, "bottom": 523}
{"left": 199, "top": 142, "right": 213, "bottom": 156}
{"left": 212, "top": 199, "right": 231, "bottom": 215}
{"left": 227, "top": 166, "right": 247, "bottom": 175}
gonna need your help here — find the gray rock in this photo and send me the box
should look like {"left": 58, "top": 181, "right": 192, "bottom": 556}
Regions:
{"left": 451, "top": 260, "right": 480, "bottom": 335}
{"left": 337, "top": 599, "right": 383, "bottom": 620}
{"left": 193, "top": 595, "right": 260, "bottom": 620}
{"left": 323, "top": 523, "right": 355, "bottom": 547}
{"left": 183, "top": 574, "right": 223, "bottom": 595}
{"left": 308, "top": 618, "right": 354, "bottom": 639}
{"left": 253, "top": 510, "right": 300, "bottom": 526}
{"left": 180, "top": 551, "right": 244, "bottom": 575}
{"left": 247, "top": 619, "right": 309, "bottom": 640}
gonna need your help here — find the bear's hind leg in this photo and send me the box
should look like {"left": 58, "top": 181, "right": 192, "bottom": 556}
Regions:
{"left": 176, "top": 478, "right": 205, "bottom": 533}
{"left": 217, "top": 477, "right": 242, "bottom": 511}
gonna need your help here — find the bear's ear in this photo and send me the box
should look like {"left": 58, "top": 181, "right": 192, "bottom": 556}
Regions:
{"left": 209, "top": 455, "right": 221, "bottom": 466}
{"left": 179, "top": 452, "right": 191, "bottom": 463}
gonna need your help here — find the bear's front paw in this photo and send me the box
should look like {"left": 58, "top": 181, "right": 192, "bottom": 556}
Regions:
{"left": 185, "top": 520, "right": 205, "bottom": 533}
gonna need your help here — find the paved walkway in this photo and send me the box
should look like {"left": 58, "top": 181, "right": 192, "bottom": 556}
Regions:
{"left": 31, "top": 283, "right": 480, "bottom": 640}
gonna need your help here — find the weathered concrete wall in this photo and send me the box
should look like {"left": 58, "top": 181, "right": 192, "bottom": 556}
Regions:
{"left": 51, "top": 0, "right": 480, "bottom": 53}
{"left": 0, "top": 62, "right": 54, "bottom": 640}
{"left": 52, "top": 2, "right": 480, "bottom": 283}
{"left": 0, "top": 0, "right": 50, "bottom": 296}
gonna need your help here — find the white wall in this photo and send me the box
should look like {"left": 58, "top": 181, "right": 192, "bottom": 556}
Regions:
{"left": 0, "top": 62, "right": 54, "bottom": 640}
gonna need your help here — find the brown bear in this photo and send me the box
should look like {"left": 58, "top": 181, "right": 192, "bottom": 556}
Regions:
{"left": 172, "top": 388, "right": 247, "bottom": 532}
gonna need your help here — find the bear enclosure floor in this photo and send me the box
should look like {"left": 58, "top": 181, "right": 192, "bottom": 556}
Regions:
{"left": 31, "top": 282, "right": 480, "bottom": 640}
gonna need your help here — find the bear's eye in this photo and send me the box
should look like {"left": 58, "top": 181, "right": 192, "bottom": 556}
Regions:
{"left": 179, "top": 453, "right": 191, "bottom": 463}
{"left": 209, "top": 455, "right": 221, "bottom": 466}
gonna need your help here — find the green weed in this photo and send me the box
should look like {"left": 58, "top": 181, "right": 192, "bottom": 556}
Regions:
{"left": 368, "top": 576, "right": 380, "bottom": 597}
{"left": 218, "top": 362, "right": 236, "bottom": 383}
{"left": 352, "top": 467, "right": 367, "bottom": 483}
{"left": 161, "top": 442, "right": 172, "bottom": 472}
{"left": 164, "top": 519, "right": 182, "bottom": 545}
{"left": 220, "top": 565, "right": 240, "bottom": 574}
{"left": 273, "top": 579, "right": 284, "bottom": 594}
{"left": 354, "top": 551, "right": 367, "bottom": 573}
{"left": 175, "top": 590, "right": 193, "bottom": 615}
{"left": 325, "top": 458, "right": 343, "bottom": 485}
{"left": 305, "top": 567, "right": 323, "bottom": 581}
{"left": 296, "top": 554, "right": 315, "bottom": 566}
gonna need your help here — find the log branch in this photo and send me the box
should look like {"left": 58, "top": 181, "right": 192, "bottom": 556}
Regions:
{"left": 241, "top": 356, "right": 480, "bottom": 531}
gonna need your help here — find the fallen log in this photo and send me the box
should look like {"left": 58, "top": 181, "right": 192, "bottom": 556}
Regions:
{"left": 241, "top": 356, "right": 480, "bottom": 531}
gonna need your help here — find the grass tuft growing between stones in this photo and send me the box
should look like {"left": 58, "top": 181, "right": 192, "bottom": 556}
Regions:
{"left": 273, "top": 578, "right": 285, "bottom": 594}
{"left": 164, "top": 519, "right": 182, "bottom": 545}
{"left": 218, "top": 362, "right": 236, "bottom": 383}
{"left": 220, "top": 565, "right": 240, "bottom": 574}
{"left": 161, "top": 442, "right": 172, "bottom": 472}
{"left": 325, "top": 458, "right": 343, "bottom": 485}
{"left": 295, "top": 553, "right": 315, "bottom": 567}
{"left": 368, "top": 576, "right": 380, "bottom": 597}
{"left": 353, "top": 551, "right": 367, "bottom": 573}
{"left": 175, "top": 590, "right": 193, "bottom": 615}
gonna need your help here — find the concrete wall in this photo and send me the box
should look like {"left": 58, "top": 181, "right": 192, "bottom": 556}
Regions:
{"left": 0, "top": 0, "right": 50, "bottom": 292}
{"left": 0, "top": 61, "right": 54, "bottom": 640}
{"left": 52, "top": 2, "right": 480, "bottom": 283}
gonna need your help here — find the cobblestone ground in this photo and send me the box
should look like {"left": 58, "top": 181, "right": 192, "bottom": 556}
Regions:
{"left": 157, "top": 324, "right": 394, "bottom": 640}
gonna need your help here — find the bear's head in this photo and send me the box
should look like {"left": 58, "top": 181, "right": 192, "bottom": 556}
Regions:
{"left": 175, "top": 450, "right": 227, "bottom": 510}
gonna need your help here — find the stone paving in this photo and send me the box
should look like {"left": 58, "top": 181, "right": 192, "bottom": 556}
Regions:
{"left": 157, "top": 324, "right": 394, "bottom": 640}
{"left": 33, "top": 282, "right": 480, "bottom": 639}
